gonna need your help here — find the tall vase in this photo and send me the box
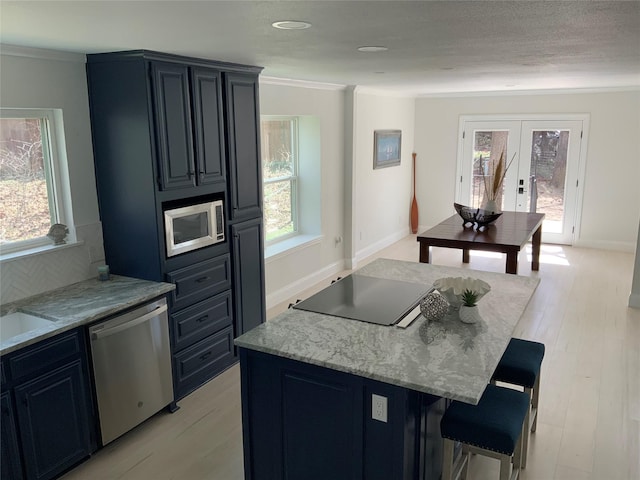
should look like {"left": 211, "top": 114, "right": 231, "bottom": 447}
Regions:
{"left": 482, "top": 199, "right": 499, "bottom": 214}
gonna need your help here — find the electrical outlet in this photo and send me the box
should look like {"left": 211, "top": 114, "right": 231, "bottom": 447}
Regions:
{"left": 372, "top": 394, "right": 388, "bottom": 423}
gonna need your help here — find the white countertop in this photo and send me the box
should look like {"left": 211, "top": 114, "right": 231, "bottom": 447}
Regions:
{"left": 235, "top": 258, "right": 539, "bottom": 404}
{"left": 1, "top": 275, "right": 175, "bottom": 355}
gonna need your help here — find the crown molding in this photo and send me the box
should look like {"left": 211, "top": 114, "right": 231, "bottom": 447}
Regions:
{"left": 354, "top": 86, "right": 416, "bottom": 98}
{"left": 0, "top": 44, "right": 85, "bottom": 63}
{"left": 417, "top": 85, "right": 640, "bottom": 98}
{"left": 260, "top": 76, "right": 346, "bottom": 91}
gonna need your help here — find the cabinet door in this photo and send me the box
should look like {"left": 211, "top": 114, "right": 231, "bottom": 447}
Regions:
{"left": 1, "top": 392, "right": 23, "bottom": 480}
{"left": 151, "top": 62, "right": 196, "bottom": 190}
{"left": 224, "top": 73, "right": 263, "bottom": 221}
{"left": 191, "top": 67, "right": 225, "bottom": 186}
{"left": 15, "top": 361, "right": 91, "bottom": 480}
{"left": 231, "top": 218, "right": 266, "bottom": 336}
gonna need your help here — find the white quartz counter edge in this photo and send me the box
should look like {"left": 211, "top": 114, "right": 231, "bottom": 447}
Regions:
{"left": 235, "top": 258, "right": 540, "bottom": 405}
{"left": 1, "top": 275, "right": 175, "bottom": 356}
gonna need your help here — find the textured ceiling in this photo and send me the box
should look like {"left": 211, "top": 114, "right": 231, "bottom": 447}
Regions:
{"left": 1, "top": 1, "right": 639, "bottom": 95}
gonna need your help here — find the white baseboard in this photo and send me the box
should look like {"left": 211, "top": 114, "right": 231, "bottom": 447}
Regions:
{"left": 355, "top": 228, "right": 410, "bottom": 265}
{"left": 629, "top": 292, "right": 640, "bottom": 309}
{"left": 265, "top": 260, "right": 345, "bottom": 310}
{"left": 573, "top": 238, "right": 635, "bottom": 253}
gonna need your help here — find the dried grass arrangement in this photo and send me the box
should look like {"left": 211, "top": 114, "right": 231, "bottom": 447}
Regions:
{"left": 482, "top": 150, "right": 516, "bottom": 202}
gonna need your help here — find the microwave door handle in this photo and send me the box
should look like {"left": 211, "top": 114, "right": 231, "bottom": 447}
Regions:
{"left": 91, "top": 305, "right": 168, "bottom": 340}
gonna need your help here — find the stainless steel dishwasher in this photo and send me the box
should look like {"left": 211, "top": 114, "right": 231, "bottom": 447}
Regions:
{"left": 89, "top": 297, "right": 173, "bottom": 445}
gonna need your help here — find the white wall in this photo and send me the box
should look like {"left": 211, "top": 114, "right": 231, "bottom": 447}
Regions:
{"left": 351, "top": 89, "right": 416, "bottom": 264}
{"left": 259, "top": 84, "right": 416, "bottom": 307}
{"left": 259, "top": 81, "right": 347, "bottom": 306}
{"left": 631, "top": 220, "right": 640, "bottom": 308}
{"left": 0, "top": 48, "right": 104, "bottom": 304}
{"left": 414, "top": 90, "right": 640, "bottom": 251}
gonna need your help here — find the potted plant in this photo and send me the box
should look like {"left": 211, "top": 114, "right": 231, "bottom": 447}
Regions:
{"left": 459, "top": 289, "right": 482, "bottom": 324}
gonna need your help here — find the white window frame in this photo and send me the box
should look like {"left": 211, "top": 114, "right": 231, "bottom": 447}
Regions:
{"left": 261, "top": 115, "right": 299, "bottom": 245}
{"left": 0, "top": 108, "right": 75, "bottom": 256}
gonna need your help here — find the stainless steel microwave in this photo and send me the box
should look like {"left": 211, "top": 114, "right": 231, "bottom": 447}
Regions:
{"left": 164, "top": 200, "right": 224, "bottom": 257}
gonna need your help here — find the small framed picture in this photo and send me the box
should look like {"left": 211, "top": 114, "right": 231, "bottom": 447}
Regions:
{"left": 373, "top": 130, "right": 402, "bottom": 169}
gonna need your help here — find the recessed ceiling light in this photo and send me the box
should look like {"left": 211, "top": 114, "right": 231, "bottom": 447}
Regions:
{"left": 272, "top": 20, "right": 312, "bottom": 30}
{"left": 357, "top": 46, "right": 388, "bottom": 52}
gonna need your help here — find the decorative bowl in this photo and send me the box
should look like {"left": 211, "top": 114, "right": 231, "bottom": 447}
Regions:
{"left": 453, "top": 203, "right": 502, "bottom": 228}
{"left": 433, "top": 277, "right": 491, "bottom": 309}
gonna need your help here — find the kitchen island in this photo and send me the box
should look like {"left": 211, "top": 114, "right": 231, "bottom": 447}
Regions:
{"left": 235, "top": 259, "right": 539, "bottom": 480}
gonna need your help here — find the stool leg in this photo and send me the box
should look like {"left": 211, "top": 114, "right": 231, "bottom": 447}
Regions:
{"left": 442, "top": 438, "right": 454, "bottom": 480}
{"left": 499, "top": 453, "right": 512, "bottom": 480}
{"left": 531, "top": 374, "right": 541, "bottom": 433}
{"left": 460, "top": 446, "right": 471, "bottom": 480}
{"left": 512, "top": 419, "right": 525, "bottom": 476}
{"left": 520, "top": 387, "right": 532, "bottom": 469}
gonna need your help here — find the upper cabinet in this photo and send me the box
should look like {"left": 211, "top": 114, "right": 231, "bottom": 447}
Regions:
{"left": 152, "top": 62, "right": 225, "bottom": 191}
{"left": 224, "top": 73, "right": 263, "bottom": 222}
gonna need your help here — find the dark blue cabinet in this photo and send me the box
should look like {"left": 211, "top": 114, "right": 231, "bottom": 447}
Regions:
{"left": 231, "top": 218, "right": 266, "bottom": 336}
{"left": 1, "top": 391, "right": 23, "bottom": 480}
{"left": 15, "top": 361, "right": 92, "bottom": 480}
{"left": 87, "top": 51, "right": 266, "bottom": 401}
{"left": 151, "top": 62, "right": 196, "bottom": 190}
{"left": 224, "top": 73, "right": 263, "bottom": 222}
{"left": 239, "top": 349, "right": 446, "bottom": 480}
{"left": 1, "top": 329, "right": 95, "bottom": 480}
{"left": 151, "top": 62, "right": 226, "bottom": 191}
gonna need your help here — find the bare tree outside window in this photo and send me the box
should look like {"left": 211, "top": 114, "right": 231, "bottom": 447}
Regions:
{"left": 0, "top": 117, "right": 53, "bottom": 244}
{"left": 261, "top": 118, "right": 298, "bottom": 242}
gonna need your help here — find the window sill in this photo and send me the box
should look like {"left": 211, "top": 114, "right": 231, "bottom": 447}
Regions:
{"left": 0, "top": 240, "right": 84, "bottom": 264}
{"left": 265, "top": 234, "right": 323, "bottom": 263}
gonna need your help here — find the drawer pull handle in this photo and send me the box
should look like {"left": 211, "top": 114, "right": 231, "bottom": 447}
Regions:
{"left": 195, "top": 276, "right": 209, "bottom": 283}
{"left": 200, "top": 351, "right": 212, "bottom": 361}
{"left": 196, "top": 315, "right": 209, "bottom": 323}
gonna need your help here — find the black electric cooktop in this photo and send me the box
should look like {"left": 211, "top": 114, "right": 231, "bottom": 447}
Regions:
{"left": 292, "top": 274, "right": 432, "bottom": 326}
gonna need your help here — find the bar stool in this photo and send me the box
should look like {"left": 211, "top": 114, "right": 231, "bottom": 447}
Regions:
{"left": 440, "top": 384, "right": 530, "bottom": 480}
{"left": 491, "top": 338, "right": 545, "bottom": 468}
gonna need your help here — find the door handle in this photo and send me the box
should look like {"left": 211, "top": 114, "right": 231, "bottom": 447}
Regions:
{"left": 91, "top": 305, "right": 168, "bottom": 340}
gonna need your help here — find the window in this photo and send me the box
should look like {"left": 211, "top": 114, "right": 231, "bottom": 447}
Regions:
{"left": 261, "top": 117, "right": 298, "bottom": 243}
{"left": 0, "top": 109, "right": 72, "bottom": 254}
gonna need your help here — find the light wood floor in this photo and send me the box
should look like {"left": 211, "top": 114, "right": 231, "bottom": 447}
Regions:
{"left": 62, "top": 236, "right": 640, "bottom": 480}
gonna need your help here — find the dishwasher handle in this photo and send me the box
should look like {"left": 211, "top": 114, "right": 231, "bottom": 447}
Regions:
{"left": 91, "top": 304, "right": 168, "bottom": 340}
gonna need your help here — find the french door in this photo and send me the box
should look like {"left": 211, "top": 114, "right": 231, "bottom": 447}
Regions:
{"left": 456, "top": 117, "right": 585, "bottom": 245}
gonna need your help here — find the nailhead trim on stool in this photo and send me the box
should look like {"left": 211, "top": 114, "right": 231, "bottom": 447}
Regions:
{"left": 492, "top": 338, "right": 545, "bottom": 468}
{"left": 440, "top": 385, "right": 530, "bottom": 480}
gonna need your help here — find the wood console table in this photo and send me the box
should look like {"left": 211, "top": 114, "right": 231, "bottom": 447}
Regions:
{"left": 417, "top": 211, "right": 545, "bottom": 274}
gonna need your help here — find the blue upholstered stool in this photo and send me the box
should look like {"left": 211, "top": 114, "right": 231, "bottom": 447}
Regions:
{"left": 491, "top": 338, "right": 545, "bottom": 468}
{"left": 440, "top": 384, "right": 530, "bottom": 480}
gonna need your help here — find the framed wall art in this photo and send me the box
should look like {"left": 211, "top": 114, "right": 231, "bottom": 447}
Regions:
{"left": 373, "top": 130, "right": 402, "bottom": 169}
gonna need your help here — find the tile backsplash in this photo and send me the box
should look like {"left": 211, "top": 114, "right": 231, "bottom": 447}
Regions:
{"left": 0, "top": 222, "right": 105, "bottom": 304}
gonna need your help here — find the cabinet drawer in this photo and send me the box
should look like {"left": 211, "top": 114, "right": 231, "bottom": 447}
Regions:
{"left": 171, "top": 290, "right": 233, "bottom": 352}
{"left": 173, "top": 326, "right": 235, "bottom": 399}
{"left": 9, "top": 330, "right": 81, "bottom": 382}
{"left": 167, "top": 255, "right": 231, "bottom": 311}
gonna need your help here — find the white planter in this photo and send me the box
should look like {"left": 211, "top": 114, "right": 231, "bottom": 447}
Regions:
{"left": 459, "top": 305, "right": 482, "bottom": 324}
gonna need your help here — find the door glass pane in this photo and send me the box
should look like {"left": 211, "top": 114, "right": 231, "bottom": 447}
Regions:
{"left": 528, "top": 130, "right": 568, "bottom": 234}
{"left": 471, "top": 131, "right": 509, "bottom": 209}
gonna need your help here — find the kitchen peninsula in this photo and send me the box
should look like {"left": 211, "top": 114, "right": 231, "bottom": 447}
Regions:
{"left": 235, "top": 259, "right": 539, "bottom": 480}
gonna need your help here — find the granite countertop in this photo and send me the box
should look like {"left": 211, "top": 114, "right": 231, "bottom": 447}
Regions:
{"left": 235, "top": 258, "right": 539, "bottom": 405}
{"left": 1, "top": 275, "right": 175, "bottom": 355}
